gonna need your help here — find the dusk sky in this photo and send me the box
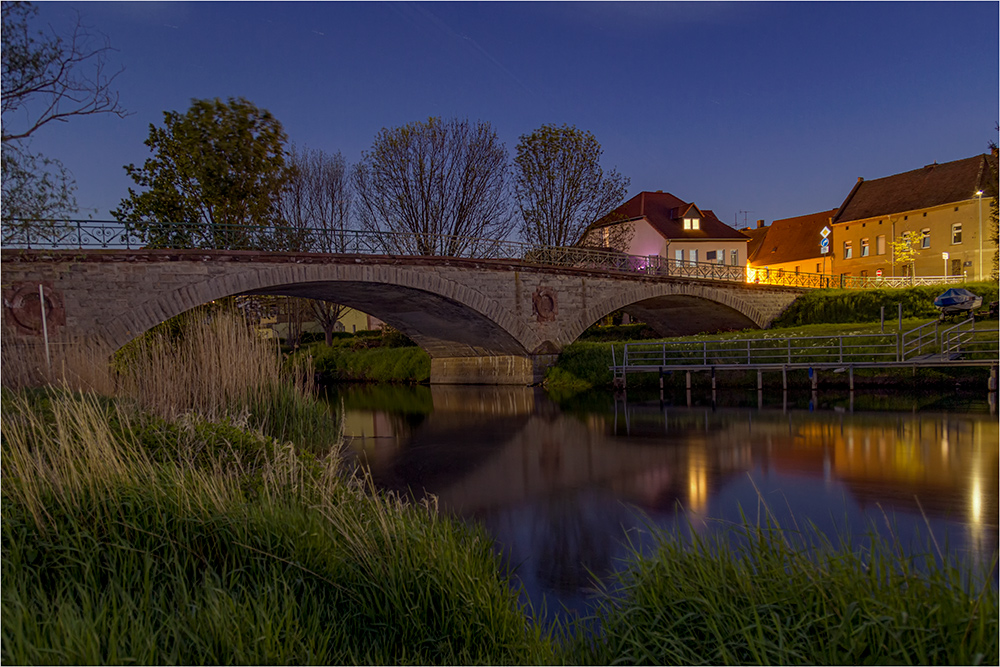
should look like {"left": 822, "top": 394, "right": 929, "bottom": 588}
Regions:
{"left": 22, "top": 1, "right": 1000, "bottom": 231}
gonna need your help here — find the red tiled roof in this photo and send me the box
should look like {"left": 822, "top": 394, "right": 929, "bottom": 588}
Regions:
{"left": 833, "top": 155, "right": 989, "bottom": 223}
{"left": 749, "top": 209, "right": 838, "bottom": 265}
{"left": 740, "top": 226, "right": 770, "bottom": 260}
{"left": 595, "top": 191, "right": 747, "bottom": 240}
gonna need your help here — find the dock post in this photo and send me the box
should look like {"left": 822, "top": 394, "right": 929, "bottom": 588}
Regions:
{"left": 848, "top": 366, "right": 854, "bottom": 391}
{"left": 810, "top": 367, "right": 818, "bottom": 390}
{"left": 757, "top": 369, "right": 763, "bottom": 391}
{"left": 659, "top": 368, "right": 664, "bottom": 391}
{"left": 686, "top": 370, "right": 691, "bottom": 391}
{"left": 782, "top": 366, "right": 787, "bottom": 391}
{"left": 990, "top": 365, "right": 998, "bottom": 392}
{"left": 711, "top": 367, "right": 716, "bottom": 391}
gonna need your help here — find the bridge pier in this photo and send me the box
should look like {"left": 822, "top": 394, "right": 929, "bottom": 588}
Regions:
{"left": 430, "top": 354, "right": 558, "bottom": 385}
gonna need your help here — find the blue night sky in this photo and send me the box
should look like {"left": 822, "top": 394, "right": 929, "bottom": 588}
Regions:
{"left": 22, "top": 1, "right": 1000, "bottom": 231}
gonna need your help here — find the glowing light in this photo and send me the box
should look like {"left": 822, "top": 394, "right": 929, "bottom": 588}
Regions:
{"left": 971, "top": 478, "right": 982, "bottom": 523}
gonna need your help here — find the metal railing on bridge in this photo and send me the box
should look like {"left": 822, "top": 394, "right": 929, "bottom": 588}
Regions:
{"left": 0, "top": 218, "right": 971, "bottom": 291}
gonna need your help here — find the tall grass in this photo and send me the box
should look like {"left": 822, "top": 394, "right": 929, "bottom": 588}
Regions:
{"left": 1, "top": 336, "right": 115, "bottom": 395}
{"left": 573, "top": 515, "right": 998, "bottom": 666}
{"left": 1, "top": 311, "right": 551, "bottom": 663}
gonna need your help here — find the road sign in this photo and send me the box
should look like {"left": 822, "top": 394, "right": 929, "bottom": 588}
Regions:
{"left": 876, "top": 268, "right": 882, "bottom": 277}
{"left": 820, "top": 237, "right": 830, "bottom": 254}
{"left": 820, "top": 226, "right": 831, "bottom": 238}
{"left": 942, "top": 252, "right": 949, "bottom": 260}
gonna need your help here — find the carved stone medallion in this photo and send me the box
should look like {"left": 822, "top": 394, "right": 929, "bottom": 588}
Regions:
{"left": 4, "top": 282, "right": 66, "bottom": 334}
{"left": 531, "top": 286, "right": 558, "bottom": 323}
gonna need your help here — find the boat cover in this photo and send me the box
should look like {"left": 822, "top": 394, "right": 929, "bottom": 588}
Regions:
{"left": 933, "top": 288, "right": 980, "bottom": 308}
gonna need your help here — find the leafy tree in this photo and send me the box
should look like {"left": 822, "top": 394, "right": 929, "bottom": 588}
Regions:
{"left": 891, "top": 230, "right": 919, "bottom": 281}
{"left": 279, "top": 145, "right": 354, "bottom": 345}
{"left": 514, "top": 124, "right": 629, "bottom": 248}
{"left": 114, "top": 97, "right": 294, "bottom": 249}
{"left": 352, "top": 117, "right": 514, "bottom": 256}
{"left": 1, "top": 1, "right": 127, "bottom": 224}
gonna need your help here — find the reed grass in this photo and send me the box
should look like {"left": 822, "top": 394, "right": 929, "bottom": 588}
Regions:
{"left": 1, "top": 336, "right": 115, "bottom": 395}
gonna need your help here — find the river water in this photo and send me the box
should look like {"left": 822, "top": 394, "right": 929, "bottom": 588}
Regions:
{"left": 327, "top": 384, "right": 999, "bottom": 620}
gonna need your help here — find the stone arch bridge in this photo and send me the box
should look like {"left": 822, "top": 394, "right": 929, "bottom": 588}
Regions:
{"left": 1, "top": 249, "right": 803, "bottom": 384}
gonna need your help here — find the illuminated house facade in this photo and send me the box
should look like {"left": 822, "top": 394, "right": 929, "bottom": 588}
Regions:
{"left": 746, "top": 209, "right": 839, "bottom": 278}
{"left": 831, "top": 154, "right": 996, "bottom": 280}
{"left": 582, "top": 191, "right": 749, "bottom": 266}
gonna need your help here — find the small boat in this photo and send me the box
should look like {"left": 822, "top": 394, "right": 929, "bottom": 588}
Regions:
{"left": 933, "top": 288, "right": 983, "bottom": 320}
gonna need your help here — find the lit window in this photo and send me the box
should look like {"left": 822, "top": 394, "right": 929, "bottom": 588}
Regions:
{"left": 843, "top": 241, "right": 853, "bottom": 259}
{"left": 688, "top": 249, "right": 699, "bottom": 265}
{"left": 951, "top": 223, "right": 962, "bottom": 244}
{"left": 861, "top": 238, "right": 870, "bottom": 257}
{"left": 674, "top": 249, "right": 684, "bottom": 262}
{"left": 683, "top": 218, "right": 700, "bottom": 230}
{"left": 876, "top": 235, "right": 886, "bottom": 255}
{"left": 920, "top": 229, "right": 930, "bottom": 249}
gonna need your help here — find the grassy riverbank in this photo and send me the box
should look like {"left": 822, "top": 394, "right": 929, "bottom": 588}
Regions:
{"left": 4, "top": 313, "right": 996, "bottom": 664}
{"left": 1, "top": 316, "right": 550, "bottom": 664}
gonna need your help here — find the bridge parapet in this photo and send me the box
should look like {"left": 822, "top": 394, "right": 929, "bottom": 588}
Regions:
{"left": 3, "top": 219, "right": 844, "bottom": 290}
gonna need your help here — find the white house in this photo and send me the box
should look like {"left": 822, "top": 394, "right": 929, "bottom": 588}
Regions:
{"left": 582, "top": 191, "right": 749, "bottom": 266}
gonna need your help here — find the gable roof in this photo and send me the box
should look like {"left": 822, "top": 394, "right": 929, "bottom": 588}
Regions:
{"left": 740, "top": 225, "right": 770, "bottom": 260}
{"left": 593, "top": 191, "right": 747, "bottom": 241}
{"left": 832, "top": 155, "right": 990, "bottom": 224}
{"left": 748, "top": 209, "right": 838, "bottom": 265}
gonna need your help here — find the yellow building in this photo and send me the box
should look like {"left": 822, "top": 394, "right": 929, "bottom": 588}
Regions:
{"left": 831, "top": 154, "right": 996, "bottom": 280}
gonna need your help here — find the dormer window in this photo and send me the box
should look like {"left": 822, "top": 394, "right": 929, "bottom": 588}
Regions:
{"left": 683, "top": 217, "right": 700, "bottom": 230}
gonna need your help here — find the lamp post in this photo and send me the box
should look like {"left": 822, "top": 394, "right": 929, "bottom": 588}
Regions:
{"left": 976, "top": 189, "right": 984, "bottom": 280}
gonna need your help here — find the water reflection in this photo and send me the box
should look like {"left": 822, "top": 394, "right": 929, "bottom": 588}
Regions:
{"left": 330, "top": 385, "right": 999, "bottom": 618}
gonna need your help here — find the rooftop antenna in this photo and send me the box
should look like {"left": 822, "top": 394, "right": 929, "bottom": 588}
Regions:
{"left": 735, "top": 210, "right": 752, "bottom": 229}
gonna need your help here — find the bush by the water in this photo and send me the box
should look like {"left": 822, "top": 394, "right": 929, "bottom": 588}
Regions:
{"left": 307, "top": 344, "right": 430, "bottom": 383}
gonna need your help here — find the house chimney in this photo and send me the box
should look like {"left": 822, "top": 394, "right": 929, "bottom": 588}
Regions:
{"left": 756, "top": 219, "right": 765, "bottom": 229}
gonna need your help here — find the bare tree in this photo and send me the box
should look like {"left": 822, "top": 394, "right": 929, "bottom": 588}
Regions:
{"left": 514, "top": 124, "right": 629, "bottom": 248}
{"left": 1, "top": 1, "right": 127, "bottom": 143}
{"left": 2, "top": 1, "right": 127, "bottom": 224}
{"left": 279, "top": 145, "right": 355, "bottom": 345}
{"left": 352, "top": 117, "right": 515, "bottom": 256}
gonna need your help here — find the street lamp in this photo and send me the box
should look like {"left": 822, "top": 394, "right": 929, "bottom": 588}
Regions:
{"left": 976, "top": 189, "right": 984, "bottom": 279}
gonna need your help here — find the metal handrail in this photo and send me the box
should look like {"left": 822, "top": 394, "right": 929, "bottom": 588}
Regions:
{"left": 616, "top": 332, "right": 902, "bottom": 368}
{"left": 901, "top": 320, "right": 940, "bottom": 359}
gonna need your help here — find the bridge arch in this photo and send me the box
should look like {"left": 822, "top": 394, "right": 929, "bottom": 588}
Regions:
{"left": 564, "top": 281, "right": 768, "bottom": 344}
{"left": 99, "top": 262, "right": 542, "bottom": 357}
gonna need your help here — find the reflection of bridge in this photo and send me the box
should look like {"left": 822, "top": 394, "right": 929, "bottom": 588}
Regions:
{"left": 1, "top": 247, "right": 802, "bottom": 383}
